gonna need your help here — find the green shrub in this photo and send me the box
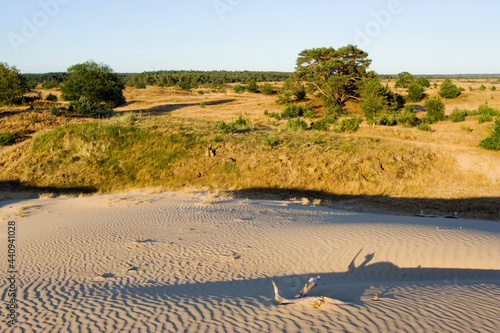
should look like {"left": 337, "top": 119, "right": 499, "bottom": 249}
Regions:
{"left": 200, "top": 102, "right": 205, "bottom": 108}
{"left": 246, "top": 80, "right": 258, "bottom": 93}
{"left": 322, "top": 114, "right": 338, "bottom": 124}
{"left": 461, "top": 125, "right": 473, "bottom": 133}
{"left": 293, "top": 85, "right": 307, "bottom": 101}
{"left": 177, "top": 82, "right": 191, "bottom": 90}
{"left": 233, "top": 84, "right": 245, "bottom": 94}
{"left": 438, "top": 79, "right": 461, "bottom": 98}
{"left": 395, "top": 72, "right": 414, "bottom": 88}
{"left": 135, "top": 81, "right": 147, "bottom": 89}
{"left": 263, "top": 136, "right": 278, "bottom": 146}
{"left": 479, "top": 84, "right": 487, "bottom": 91}
{"left": 424, "top": 97, "right": 445, "bottom": 123}
{"left": 0, "top": 63, "right": 29, "bottom": 105}
{"left": 233, "top": 113, "right": 248, "bottom": 126}
{"left": 69, "top": 96, "right": 97, "bottom": 117}
{"left": 311, "top": 118, "right": 330, "bottom": 131}
{"left": 477, "top": 103, "right": 499, "bottom": 123}
{"left": 478, "top": 114, "right": 493, "bottom": 123}
{"left": 337, "top": 117, "right": 362, "bottom": 132}
{"left": 217, "top": 121, "right": 237, "bottom": 133}
{"left": 282, "top": 104, "right": 304, "bottom": 118}
{"left": 415, "top": 77, "right": 431, "bottom": 88}
{"left": 303, "top": 109, "right": 315, "bottom": 119}
{"left": 266, "top": 111, "right": 281, "bottom": 120}
{"left": 478, "top": 102, "right": 499, "bottom": 116}
{"left": 275, "top": 93, "right": 291, "bottom": 105}
{"left": 491, "top": 86, "right": 497, "bottom": 91}
{"left": 417, "top": 123, "right": 432, "bottom": 132}
{"left": 33, "top": 107, "right": 42, "bottom": 113}
{"left": 378, "top": 114, "right": 398, "bottom": 126}
{"left": 479, "top": 119, "right": 500, "bottom": 150}
{"left": 360, "top": 79, "right": 386, "bottom": 122}
{"left": 396, "top": 105, "right": 419, "bottom": 127}
{"left": 260, "top": 83, "right": 274, "bottom": 95}
{"left": 407, "top": 82, "right": 425, "bottom": 102}
{"left": 286, "top": 118, "right": 308, "bottom": 131}
{"left": 61, "top": 60, "right": 125, "bottom": 107}
{"left": 198, "top": 90, "right": 204, "bottom": 95}
{"left": 0, "top": 132, "right": 16, "bottom": 146}
{"left": 449, "top": 108, "right": 467, "bottom": 122}
{"left": 49, "top": 105, "right": 60, "bottom": 116}
{"left": 46, "top": 93, "right": 58, "bottom": 101}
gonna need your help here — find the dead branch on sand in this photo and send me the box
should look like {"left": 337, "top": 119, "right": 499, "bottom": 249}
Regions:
{"left": 272, "top": 276, "right": 346, "bottom": 308}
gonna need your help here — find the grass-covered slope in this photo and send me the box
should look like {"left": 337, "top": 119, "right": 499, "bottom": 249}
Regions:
{"left": 8, "top": 122, "right": 200, "bottom": 191}
{"left": 0, "top": 118, "right": 475, "bottom": 197}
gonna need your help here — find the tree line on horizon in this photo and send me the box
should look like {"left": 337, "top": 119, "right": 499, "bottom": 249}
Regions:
{"left": 21, "top": 70, "right": 292, "bottom": 90}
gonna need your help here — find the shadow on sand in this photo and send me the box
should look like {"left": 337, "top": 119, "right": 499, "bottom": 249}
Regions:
{"left": 108, "top": 250, "right": 500, "bottom": 307}
{"left": 0, "top": 180, "right": 97, "bottom": 208}
{"left": 119, "top": 99, "right": 236, "bottom": 116}
{"left": 229, "top": 188, "right": 500, "bottom": 222}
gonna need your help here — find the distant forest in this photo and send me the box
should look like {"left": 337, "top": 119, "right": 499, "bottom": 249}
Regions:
{"left": 22, "top": 71, "right": 293, "bottom": 89}
{"left": 22, "top": 71, "right": 500, "bottom": 90}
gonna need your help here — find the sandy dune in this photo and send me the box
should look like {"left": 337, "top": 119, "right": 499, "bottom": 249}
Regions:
{"left": 1, "top": 191, "right": 499, "bottom": 332}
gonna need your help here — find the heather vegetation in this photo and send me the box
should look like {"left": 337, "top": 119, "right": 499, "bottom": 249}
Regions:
{"left": 1, "top": 49, "right": 500, "bottom": 218}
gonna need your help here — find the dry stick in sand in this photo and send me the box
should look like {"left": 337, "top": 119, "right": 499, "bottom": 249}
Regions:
{"left": 272, "top": 276, "right": 346, "bottom": 308}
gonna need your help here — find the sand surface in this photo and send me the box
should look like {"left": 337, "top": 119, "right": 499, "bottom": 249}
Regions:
{"left": 1, "top": 191, "right": 499, "bottom": 332}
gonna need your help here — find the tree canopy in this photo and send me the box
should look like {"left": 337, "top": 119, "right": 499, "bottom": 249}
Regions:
{"left": 61, "top": 60, "right": 125, "bottom": 107}
{"left": 360, "top": 79, "right": 405, "bottom": 122}
{"left": 395, "top": 72, "right": 414, "bottom": 88}
{"left": 438, "top": 79, "right": 461, "bottom": 98}
{"left": 0, "top": 62, "right": 29, "bottom": 105}
{"left": 407, "top": 81, "right": 425, "bottom": 102}
{"left": 293, "top": 45, "right": 375, "bottom": 108}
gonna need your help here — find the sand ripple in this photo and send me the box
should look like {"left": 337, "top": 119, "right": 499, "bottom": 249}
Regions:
{"left": 1, "top": 192, "right": 499, "bottom": 332}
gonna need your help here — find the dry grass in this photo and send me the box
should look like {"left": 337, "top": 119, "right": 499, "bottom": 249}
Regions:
{"left": 1, "top": 82, "right": 499, "bottom": 219}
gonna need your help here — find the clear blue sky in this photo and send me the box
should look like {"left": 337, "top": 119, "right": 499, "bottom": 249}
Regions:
{"left": 1, "top": 0, "right": 499, "bottom": 74}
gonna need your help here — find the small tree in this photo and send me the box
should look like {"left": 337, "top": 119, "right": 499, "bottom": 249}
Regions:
{"left": 479, "top": 119, "right": 500, "bottom": 150}
{"left": 415, "top": 77, "right": 431, "bottom": 88}
{"left": 424, "top": 97, "right": 445, "bottom": 123}
{"left": 246, "top": 79, "right": 258, "bottom": 93}
{"left": 395, "top": 72, "right": 414, "bottom": 88}
{"left": 61, "top": 60, "right": 125, "bottom": 108}
{"left": 360, "top": 79, "right": 404, "bottom": 123}
{"left": 233, "top": 84, "right": 245, "bottom": 93}
{"left": 0, "top": 62, "right": 29, "bottom": 105}
{"left": 279, "top": 78, "right": 306, "bottom": 102}
{"left": 438, "top": 79, "right": 461, "bottom": 98}
{"left": 407, "top": 82, "right": 425, "bottom": 102}
{"left": 293, "top": 45, "right": 374, "bottom": 108}
{"left": 360, "top": 79, "right": 386, "bottom": 123}
{"left": 282, "top": 104, "right": 304, "bottom": 118}
{"left": 260, "top": 83, "right": 274, "bottom": 95}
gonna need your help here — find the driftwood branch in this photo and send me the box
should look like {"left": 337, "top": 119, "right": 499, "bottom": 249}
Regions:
{"left": 272, "top": 276, "right": 346, "bottom": 308}
{"left": 295, "top": 276, "right": 320, "bottom": 298}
